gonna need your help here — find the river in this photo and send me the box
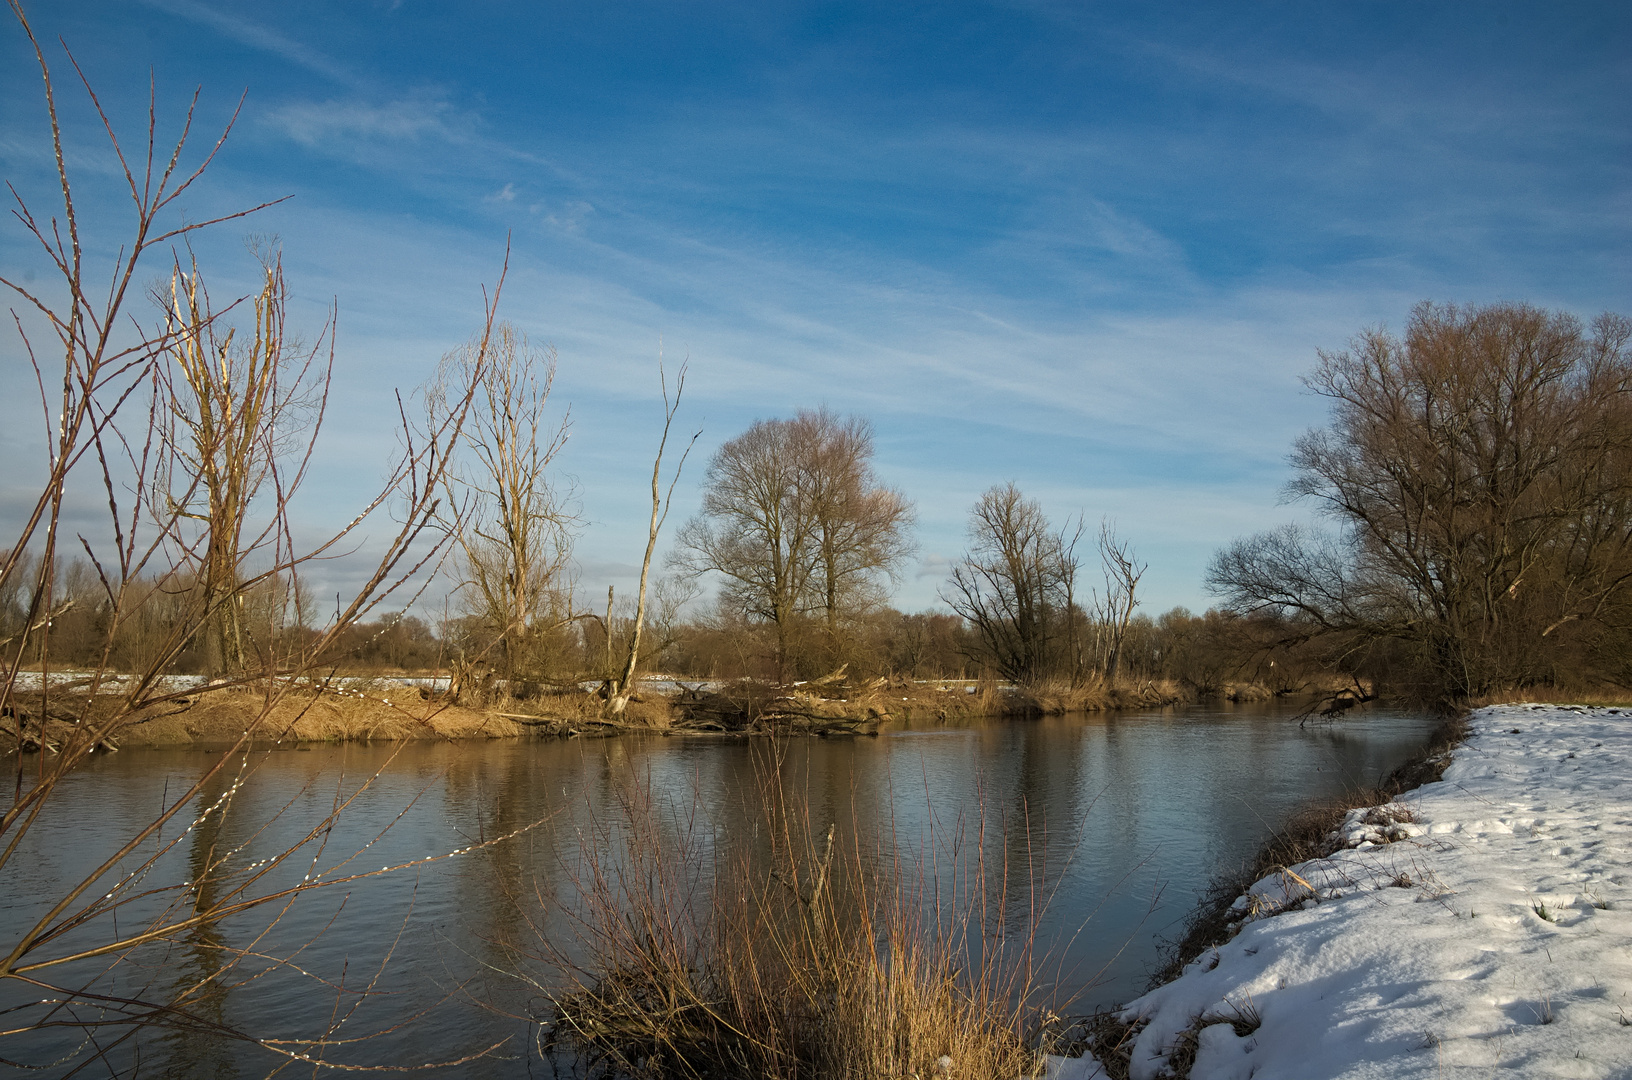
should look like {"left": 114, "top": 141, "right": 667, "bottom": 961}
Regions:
{"left": 1, "top": 702, "right": 1436, "bottom": 1076}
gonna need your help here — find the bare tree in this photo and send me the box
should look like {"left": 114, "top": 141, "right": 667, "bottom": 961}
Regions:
{"left": 0, "top": 11, "right": 517, "bottom": 1066}
{"left": 429, "top": 321, "right": 576, "bottom": 681}
{"left": 154, "top": 245, "right": 331, "bottom": 675}
{"left": 675, "top": 409, "right": 913, "bottom": 680}
{"left": 940, "top": 484, "right": 1078, "bottom": 684}
{"left": 1096, "top": 521, "right": 1146, "bottom": 683}
{"left": 676, "top": 420, "right": 814, "bottom": 681}
{"left": 1208, "top": 301, "right": 1632, "bottom": 699}
{"left": 607, "top": 363, "right": 699, "bottom": 716}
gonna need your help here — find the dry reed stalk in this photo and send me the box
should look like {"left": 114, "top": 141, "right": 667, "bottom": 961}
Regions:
{"left": 531, "top": 751, "right": 1062, "bottom": 1079}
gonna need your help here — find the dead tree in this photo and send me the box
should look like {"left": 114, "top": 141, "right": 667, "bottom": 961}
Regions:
{"left": 607, "top": 362, "right": 698, "bottom": 717}
{"left": 154, "top": 246, "right": 331, "bottom": 675}
{"left": 1097, "top": 521, "right": 1146, "bottom": 684}
{"left": 428, "top": 322, "right": 576, "bottom": 681}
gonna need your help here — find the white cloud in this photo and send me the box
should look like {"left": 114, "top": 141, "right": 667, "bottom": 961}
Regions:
{"left": 137, "top": 0, "right": 360, "bottom": 88}
{"left": 263, "top": 96, "right": 464, "bottom": 149}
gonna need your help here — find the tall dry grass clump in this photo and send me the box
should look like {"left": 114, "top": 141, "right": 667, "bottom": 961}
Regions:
{"left": 534, "top": 761, "right": 1058, "bottom": 1078}
{"left": 1010, "top": 676, "right": 1191, "bottom": 716}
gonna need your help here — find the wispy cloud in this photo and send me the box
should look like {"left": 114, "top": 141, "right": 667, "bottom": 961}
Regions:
{"left": 263, "top": 95, "right": 465, "bottom": 149}
{"left": 137, "top": 0, "right": 361, "bottom": 88}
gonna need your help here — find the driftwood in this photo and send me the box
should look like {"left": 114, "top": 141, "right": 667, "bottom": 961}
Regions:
{"left": 493, "top": 712, "right": 625, "bottom": 738}
{"left": 668, "top": 680, "right": 883, "bottom": 736}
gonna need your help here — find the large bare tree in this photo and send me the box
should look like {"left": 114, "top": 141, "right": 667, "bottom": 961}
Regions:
{"left": 797, "top": 409, "right": 916, "bottom": 657}
{"left": 1208, "top": 301, "right": 1632, "bottom": 699}
{"left": 675, "top": 408, "right": 914, "bottom": 680}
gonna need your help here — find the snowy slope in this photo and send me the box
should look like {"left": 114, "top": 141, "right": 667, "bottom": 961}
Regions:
{"left": 1048, "top": 703, "right": 1632, "bottom": 1080}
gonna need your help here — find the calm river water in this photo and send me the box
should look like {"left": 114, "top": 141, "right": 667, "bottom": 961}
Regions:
{"left": 3, "top": 702, "right": 1435, "bottom": 1076}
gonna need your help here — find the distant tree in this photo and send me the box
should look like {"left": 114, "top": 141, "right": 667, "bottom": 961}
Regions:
{"left": 1208, "top": 301, "right": 1632, "bottom": 700}
{"left": 1089, "top": 520, "right": 1145, "bottom": 684}
{"left": 675, "top": 409, "right": 914, "bottom": 680}
{"left": 885, "top": 610, "right": 972, "bottom": 679}
{"left": 941, "top": 483, "right": 1079, "bottom": 684}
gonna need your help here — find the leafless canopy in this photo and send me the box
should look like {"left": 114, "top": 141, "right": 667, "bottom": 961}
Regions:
{"left": 1094, "top": 520, "right": 1147, "bottom": 683}
{"left": 1208, "top": 301, "right": 1632, "bottom": 699}
{"left": 153, "top": 245, "right": 332, "bottom": 675}
{"left": 675, "top": 408, "right": 915, "bottom": 679}
{"left": 428, "top": 321, "right": 576, "bottom": 679}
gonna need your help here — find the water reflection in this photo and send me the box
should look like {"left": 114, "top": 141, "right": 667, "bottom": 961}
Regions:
{"left": 155, "top": 764, "right": 241, "bottom": 1080}
{"left": 1, "top": 703, "right": 1434, "bottom": 1075}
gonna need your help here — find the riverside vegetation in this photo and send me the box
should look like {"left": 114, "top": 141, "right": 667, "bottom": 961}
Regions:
{"left": 3, "top": 3, "right": 1630, "bottom": 1075}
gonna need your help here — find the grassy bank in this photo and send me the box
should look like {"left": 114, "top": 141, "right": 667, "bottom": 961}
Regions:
{"left": 4, "top": 683, "right": 533, "bottom": 750}
{"left": 3, "top": 672, "right": 1379, "bottom": 752}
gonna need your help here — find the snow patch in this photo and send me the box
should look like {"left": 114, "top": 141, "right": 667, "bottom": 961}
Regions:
{"left": 1042, "top": 704, "right": 1632, "bottom": 1079}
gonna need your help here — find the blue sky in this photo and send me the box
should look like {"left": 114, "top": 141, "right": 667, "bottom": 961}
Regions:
{"left": 3, "top": 1, "right": 1628, "bottom": 618}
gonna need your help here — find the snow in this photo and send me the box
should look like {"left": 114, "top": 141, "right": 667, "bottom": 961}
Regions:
{"left": 1045, "top": 703, "right": 1632, "bottom": 1080}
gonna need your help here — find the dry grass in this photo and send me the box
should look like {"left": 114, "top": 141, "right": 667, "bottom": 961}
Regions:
{"left": 1469, "top": 684, "right": 1632, "bottom": 708}
{"left": 531, "top": 760, "right": 1060, "bottom": 1079}
{"left": 0, "top": 679, "right": 687, "bottom": 752}
{"left": 1072, "top": 1009, "right": 1140, "bottom": 1080}
{"left": 0, "top": 684, "right": 529, "bottom": 750}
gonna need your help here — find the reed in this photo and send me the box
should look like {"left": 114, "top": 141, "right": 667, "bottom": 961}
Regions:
{"left": 536, "top": 754, "right": 1064, "bottom": 1078}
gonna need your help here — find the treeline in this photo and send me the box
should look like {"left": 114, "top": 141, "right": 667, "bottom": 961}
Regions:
{"left": 5, "top": 545, "right": 1339, "bottom": 695}
{"left": 659, "top": 605, "right": 1331, "bottom": 693}
{"left": 3, "top": 560, "right": 1333, "bottom": 701}
{"left": 14, "top": 303, "right": 1630, "bottom": 708}
{"left": 417, "top": 300, "right": 1632, "bottom": 706}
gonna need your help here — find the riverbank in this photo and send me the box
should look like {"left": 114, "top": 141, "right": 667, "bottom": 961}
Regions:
{"left": 1048, "top": 703, "right": 1632, "bottom": 1079}
{"left": 5, "top": 674, "right": 1299, "bottom": 749}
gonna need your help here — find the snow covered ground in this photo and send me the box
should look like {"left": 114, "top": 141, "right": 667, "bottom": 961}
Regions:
{"left": 1048, "top": 703, "right": 1632, "bottom": 1080}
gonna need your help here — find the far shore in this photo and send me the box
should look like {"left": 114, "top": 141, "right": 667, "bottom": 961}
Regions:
{"left": 2, "top": 672, "right": 1358, "bottom": 751}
